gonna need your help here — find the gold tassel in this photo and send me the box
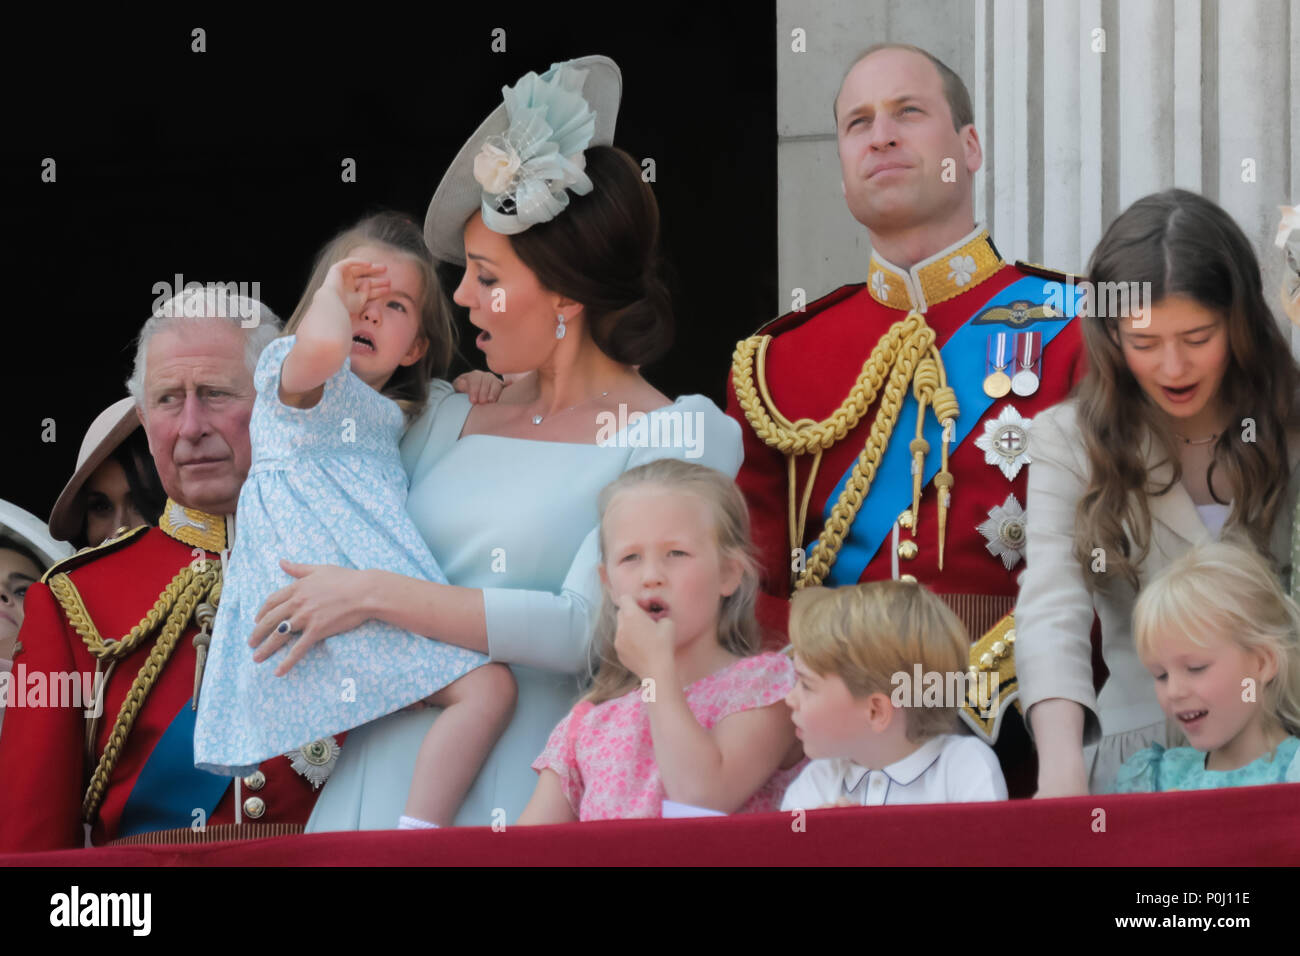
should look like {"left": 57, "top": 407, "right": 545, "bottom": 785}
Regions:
{"left": 934, "top": 418, "right": 956, "bottom": 570}
{"left": 191, "top": 599, "right": 218, "bottom": 710}
{"left": 908, "top": 435, "right": 929, "bottom": 533}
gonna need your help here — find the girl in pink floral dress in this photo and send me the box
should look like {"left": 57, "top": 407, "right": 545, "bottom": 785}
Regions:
{"left": 518, "top": 459, "right": 803, "bottom": 823}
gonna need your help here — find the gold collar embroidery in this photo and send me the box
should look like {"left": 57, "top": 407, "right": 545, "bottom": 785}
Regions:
{"left": 159, "top": 499, "right": 228, "bottom": 554}
{"left": 867, "top": 227, "right": 1004, "bottom": 312}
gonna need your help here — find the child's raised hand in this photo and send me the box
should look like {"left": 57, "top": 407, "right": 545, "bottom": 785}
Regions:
{"left": 319, "top": 257, "right": 390, "bottom": 319}
{"left": 613, "top": 594, "right": 676, "bottom": 681}
{"left": 452, "top": 370, "right": 505, "bottom": 404}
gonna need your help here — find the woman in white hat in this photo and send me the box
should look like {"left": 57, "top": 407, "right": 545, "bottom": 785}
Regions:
{"left": 48, "top": 397, "right": 166, "bottom": 549}
{"left": 246, "top": 55, "right": 743, "bottom": 830}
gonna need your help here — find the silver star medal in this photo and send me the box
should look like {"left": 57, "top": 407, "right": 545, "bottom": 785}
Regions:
{"left": 975, "top": 405, "right": 1033, "bottom": 480}
{"left": 979, "top": 494, "right": 1027, "bottom": 570}
{"left": 284, "top": 736, "right": 341, "bottom": 790}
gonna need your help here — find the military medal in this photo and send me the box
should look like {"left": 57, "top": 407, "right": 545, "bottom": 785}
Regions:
{"left": 983, "top": 332, "right": 1012, "bottom": 398}
{"left": 284, "top": 736, "right": 341, "bottom": 790}
{"left": 975, "top": 405, "right": 1033, "bottom": 480}
{"left": 978, "top": 493, "right": 1027, "bottom": 569}
{"left": 1010, "top": 331, "right": 1042, "bottom": 396}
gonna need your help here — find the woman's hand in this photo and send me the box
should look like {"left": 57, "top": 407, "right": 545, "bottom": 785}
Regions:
{"left": 612, "top": 595, "right": 676, "bottom": 683}
{"left": 452, "top": 370, "right": 505, "bottom": 404}
{"left": 249, "top": 561, "right": 377, "bottom": 676}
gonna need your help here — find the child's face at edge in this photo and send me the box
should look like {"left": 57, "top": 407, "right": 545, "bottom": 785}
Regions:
{"left": 0, "top": 547, "right": 40, "bottom": 659}
{"left": 346, "top": 243, "right": 429, "bottom": 392}
{"left": 1143, "top": 628, "right": 1279, "bottom": 762}
{"left": 599, "top": 487, "right": 742, "bottom": 652}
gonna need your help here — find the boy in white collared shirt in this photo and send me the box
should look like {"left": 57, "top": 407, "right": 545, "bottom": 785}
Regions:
{"left": 781, "top": 581, "right": 1007, "bottom": 810}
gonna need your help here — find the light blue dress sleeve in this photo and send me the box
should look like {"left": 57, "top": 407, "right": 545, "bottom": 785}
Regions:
{"left": 399, "top": 379, "right": 458, "bottom": 477}
{"left": 482, "top": 395, "right": 743, "bottom": 673}
{"left": 1113, "top": 744, "right": 1164, "bottom": 793}
{"left": 1287, "top": 744, "right": 1300, "bottom": 784}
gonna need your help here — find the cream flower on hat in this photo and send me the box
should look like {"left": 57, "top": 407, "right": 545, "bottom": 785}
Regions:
{"left": 476, "top": 62, "right": 599, "bottom": 235}
{"left": 473, "top": 142, "right": 522, "bottom": 196}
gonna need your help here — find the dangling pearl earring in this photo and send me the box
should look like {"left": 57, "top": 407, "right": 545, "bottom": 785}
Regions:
{"left": 555, "top": 313, "right": 567, "bottom": 340}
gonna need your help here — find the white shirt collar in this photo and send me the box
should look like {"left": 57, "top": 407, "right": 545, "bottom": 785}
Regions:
{"left": 842, "top": 735, "right": 948, "bottom": 792}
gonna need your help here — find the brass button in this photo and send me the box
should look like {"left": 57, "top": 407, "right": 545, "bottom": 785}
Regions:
{"left": 242, "top": 770, "right": 266, "bottom": 791}
{"left": 898, "top": 540, "right": 918, "bottom": 560}
{"left": 243, "top": 796, "right": 266, "bottom": 819}
{"left": 899, "top": 574, "right": 917, "bottom": 583}
{"left": 897, "top": 510, "right": 915, "bottom": 530}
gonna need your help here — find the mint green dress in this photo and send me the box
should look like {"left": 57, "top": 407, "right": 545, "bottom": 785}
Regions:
{"left": 305, "top": 383, "right": 743, "bottom": 830}
{"left": 1114, "top": 736, "right": 1300, "bottom": 792}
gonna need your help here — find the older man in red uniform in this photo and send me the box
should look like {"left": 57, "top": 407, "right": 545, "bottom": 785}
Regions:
{"left": 0, "top": 292, "right": 336, "bottom": 851}
{"left": 727, "top": 45, "right": 1087, "bottom": 789}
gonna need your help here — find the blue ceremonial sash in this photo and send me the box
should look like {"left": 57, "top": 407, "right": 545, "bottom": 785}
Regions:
{"left": 818, "top": 276, "right": 1081, "bottom": 586}
{"left": 117, "top": 697, "right": 229, "bottom": 837}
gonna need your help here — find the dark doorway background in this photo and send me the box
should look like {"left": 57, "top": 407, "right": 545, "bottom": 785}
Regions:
{"left": 2, "top": 5, "right": 778, "bottom": 522}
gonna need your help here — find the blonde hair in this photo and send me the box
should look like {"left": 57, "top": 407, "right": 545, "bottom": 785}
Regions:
{"left": 790, "top": 581, "right": 970, "bottom": 742}
{"left": 1133, "top": 535, "right": 1300, "bottom": 738}
{"left": 584, "top": 459, "right": 760, "bottom": 705}
{"left": 285, "top": 212, "right": 456, "bottom": 420}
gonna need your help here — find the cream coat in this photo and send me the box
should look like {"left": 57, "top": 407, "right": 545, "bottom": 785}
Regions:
{"left": 1015, "top": 400, "right": 1300, "bottom": 750}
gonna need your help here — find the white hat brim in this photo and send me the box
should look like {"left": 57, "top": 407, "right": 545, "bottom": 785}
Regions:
{"left": 0, "top": 499, "right": 73, "bottom": 570}
{"left": 424, "top": 55, "right": 623, "bottom": 266}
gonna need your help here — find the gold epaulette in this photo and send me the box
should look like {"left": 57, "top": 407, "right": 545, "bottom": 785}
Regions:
{"left": 40, "top": 525, "right": 149, "bottom": 584}
{"left": 1014, "top": 260, "right": 1079, "bottom": 284}
{"left": 731, "top": 311, "right": 958, "bottom": 588}
{"left": 959, "top": 612, "right": 1020, "bottom": 744}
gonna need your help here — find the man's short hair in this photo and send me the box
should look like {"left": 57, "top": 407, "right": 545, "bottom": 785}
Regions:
{"left": 126, "top": 288, "right": 282, "bottom": 408}
{"left": 834, "top": 43, "right": 974, "bottom": 132}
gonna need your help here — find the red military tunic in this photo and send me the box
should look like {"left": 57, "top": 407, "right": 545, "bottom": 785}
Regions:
{"left": 0, "top": 508, "right": 329, "bottom": 851}
{"left": 726, "top": 230, "right": 1087, "bottom": 793}
{"left": 728, "top": 229, "right": 1086, "bottom": 637}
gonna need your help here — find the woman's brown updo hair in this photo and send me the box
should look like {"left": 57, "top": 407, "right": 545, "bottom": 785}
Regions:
{"left": 506, "top": 145, "right": 674, "bottom": 366}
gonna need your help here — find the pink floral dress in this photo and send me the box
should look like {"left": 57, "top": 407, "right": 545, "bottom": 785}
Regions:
{"left": 532, "top": 653, "right": 801, "bottom": 820}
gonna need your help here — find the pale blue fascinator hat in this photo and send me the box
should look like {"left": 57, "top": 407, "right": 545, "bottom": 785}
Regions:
{"left": 424, "top": 55, "right": 623, "bottom": 265}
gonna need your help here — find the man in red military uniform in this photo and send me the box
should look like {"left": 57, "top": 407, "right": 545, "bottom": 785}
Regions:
{"left": 726, "top": 44, "right": 1087, "bottom": 791}
{"left": 0, "top": 292, "right": 335, "bottom": 851}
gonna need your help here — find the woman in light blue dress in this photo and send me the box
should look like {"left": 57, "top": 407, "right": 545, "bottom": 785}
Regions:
{"left": 245, "top": 56, "right": 744, "bottom": 828}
